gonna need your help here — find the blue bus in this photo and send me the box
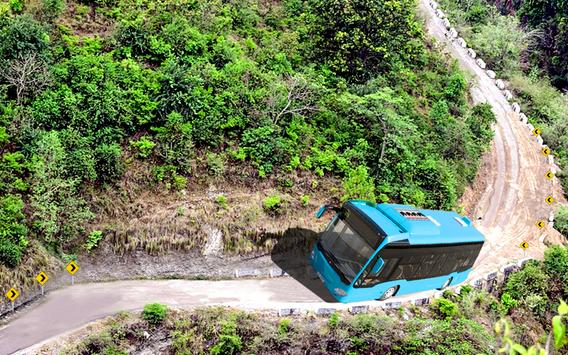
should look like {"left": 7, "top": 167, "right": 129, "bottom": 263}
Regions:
{"left": 310, "top": 200, "right": 485, "bottom": 303}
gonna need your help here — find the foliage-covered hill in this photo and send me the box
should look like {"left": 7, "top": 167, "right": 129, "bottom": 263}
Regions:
{"left": 0, "top": 0, "right": 495, "bottom": 269}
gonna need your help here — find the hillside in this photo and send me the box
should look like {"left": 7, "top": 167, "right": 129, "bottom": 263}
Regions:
{"left": 0, "top": 0, "right": 496, "bottom": 292}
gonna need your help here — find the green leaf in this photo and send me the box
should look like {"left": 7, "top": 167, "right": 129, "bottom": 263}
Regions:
{"left": 511, "top": 343, "right": 527, "bottom": 354}
{"left": 558, "top": 300, "right": 568, "bottom": 315}
{"left": 552, "top": 315, "right": 567, "bottom": 349}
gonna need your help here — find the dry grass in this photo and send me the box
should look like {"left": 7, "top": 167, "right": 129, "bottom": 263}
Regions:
{"left": 0, "top": 240, "right": 62, "bottom": 297}
{"left": 87, "top": 159, "right": 339, "bottom": 257}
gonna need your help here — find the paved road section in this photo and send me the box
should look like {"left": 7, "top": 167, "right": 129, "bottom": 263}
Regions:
{"left": 0, "top": 279, "right": 435, "bottom": 354}
{"left": 1, "top": 1, "right": 564, "bottom": 354}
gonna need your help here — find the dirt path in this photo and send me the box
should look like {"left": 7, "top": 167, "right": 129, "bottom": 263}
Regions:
{"left": 1, "top": 2, "right": 566, "bottom": 354}
{"left": 417, "top": 0, "right": 565, "bottom": 278}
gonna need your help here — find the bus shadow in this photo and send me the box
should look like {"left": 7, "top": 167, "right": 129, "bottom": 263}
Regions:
{"left": 262, "top": 227, "right": 337, "bottom": 303}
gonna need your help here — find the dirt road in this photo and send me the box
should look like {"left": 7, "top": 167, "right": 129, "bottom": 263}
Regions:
{"left": 416, "top": 0, "right": 565, "bottom": 277}
{"left": 0, "top": 1, "right": 565, "bottom": 354}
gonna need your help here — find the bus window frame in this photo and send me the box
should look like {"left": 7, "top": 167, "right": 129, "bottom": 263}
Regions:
{"left": 353, "top": 241, "right": 483, "bottom": 288}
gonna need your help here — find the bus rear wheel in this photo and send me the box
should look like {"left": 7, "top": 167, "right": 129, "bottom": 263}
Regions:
{"left": 378, "top": 286, "right": 398, "bottom": 301}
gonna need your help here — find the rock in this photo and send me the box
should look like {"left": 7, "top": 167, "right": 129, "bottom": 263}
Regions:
{"left": 511, "top": 102, "right": 521, "bottom": 113}
{"left": 495, "top": 79, "right": 505, "bottom": 90}
{"left": 475, "top": 58, "right": 486, "bottom": 69}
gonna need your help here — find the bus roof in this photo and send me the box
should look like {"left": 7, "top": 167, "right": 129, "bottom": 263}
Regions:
{"left": 348, "top": 201, "right": 485, "bottom": 245}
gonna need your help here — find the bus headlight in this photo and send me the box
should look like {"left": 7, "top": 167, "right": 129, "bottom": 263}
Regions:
{"left": 334, "top": 288, "right": 347, "bottom": 297}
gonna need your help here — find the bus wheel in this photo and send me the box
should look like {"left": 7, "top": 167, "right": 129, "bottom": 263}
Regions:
{"left": 439, "top": 277, "right": 453, "bottom": 290}
{"left": 378, "top": 286, "right": 398, "bottom": 301}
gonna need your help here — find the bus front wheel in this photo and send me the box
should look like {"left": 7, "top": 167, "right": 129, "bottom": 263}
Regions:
{"left": 378, "top": 286, "right": 398, "bottom": 301}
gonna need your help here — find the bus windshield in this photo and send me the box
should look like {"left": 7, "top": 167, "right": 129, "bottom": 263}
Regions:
{"left": 319, "top": 210, "right": 377, "bottom": 284}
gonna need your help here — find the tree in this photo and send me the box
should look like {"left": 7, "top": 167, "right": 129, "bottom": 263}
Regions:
{"left": 307, "top": 0, "right": 423, "bottom": 81}
{"left": 1, "top": 53, "right": 51, "bottom": 104}
{"left": 29, "top": 131, "right": 93, "bottom": 249}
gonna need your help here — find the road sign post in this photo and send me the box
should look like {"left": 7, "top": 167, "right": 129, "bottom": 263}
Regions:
{"left": 5, "top": 288, "right": 20, "bottom": 313}
{"left": 35, "top": 271, "right": 49, "bottom": 296}
{"left": 66, "top": 261, "right": 79, "bottom": 285}
{"left": 519, "top": 241, "right": 529, "bottom": 258}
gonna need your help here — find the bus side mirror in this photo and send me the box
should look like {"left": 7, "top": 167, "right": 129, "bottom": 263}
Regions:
{"left": 370, "top": 258, "right": 384, "bottom": 274}
{"left": 315, "top": 205, "right": 328, "bottom": 219}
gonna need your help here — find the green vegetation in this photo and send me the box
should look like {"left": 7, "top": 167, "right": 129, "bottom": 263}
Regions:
{"left": 439, "top": 0, "right": 568, "bottom": 202}
{"left": 0, "top": 0, "right": 495, "bottom": 268}
{"left": 430, "top": 297, "right": 459, "bottom": 320}
{"left": 262, "top": 194, "right": 283, "bottom": 215}
{"left": 85, "top": 230, "right": 104, "bottom": 251}
{"left": 142, "top": 303, "right": 168, "bottom": 326}
{"left": 60, "top": 246, "right": 568, "bottom": 354}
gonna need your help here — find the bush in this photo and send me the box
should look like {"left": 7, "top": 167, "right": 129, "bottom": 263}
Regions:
{"left": 554, "top": 205, "right": 568, "bottom": 237}
{"left": 216, "top": 195, "right": 228, "bottom": 209}
{"left": 299, "top": 195, "right": 309, "bottom": 206}
{"left": 307, "top": 0, "right": 423, "bottom": 81}
{"left": 544, "top": 245, "right": 568, "bottom": 292}
{"left": 210, "top": 319, "right": 242, "bottom": 355}
{"left": 459, "top": 285, "right": 473, "bottom": 297}
{"left": 142, "top": 303, "right": 168, "bottom": 326}
{"left": 130, "top": 137, "right": 155, "bottom": 158}
{"left": 504, "top": 262, "right": 549, "bottom": 301}
{"left": 328, "top": 312, "right": 339, "bottom": 328}
{"left": 0, "top": 238, "right": 23, "bottom": 268}
{"left": 95, "top": 143, "right": 124, "bottom": 182}
{"left": 400, "top": 318, "right": 494, "bottom": 354}
{"left": 430, "top": 298, "right": 459, "bottom": 320}
{"left": 277, "top": 318, "right": 291, "bottom": 336}
{"left": 499, "top": 292, "right": 518, "bottom": 316}
{"left": 207, "top": 153, "right": 225, "bottom": 176}
{"left": 342, "top": 166, "right": 376, "bottom": 202}
{"left": 262, "top": 194, "right": 282, "bottom": 215}
{"left": 85, "top": 230, "right": 104, "bottom": 251}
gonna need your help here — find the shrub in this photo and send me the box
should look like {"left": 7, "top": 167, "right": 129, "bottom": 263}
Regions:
{"left": 307, "top": 0, "right": 423, "bottom": 81}
{"left": 342, "top": 166, "right": 376, "bottom": 202}
{"left": 459, "top": 285, "right": 473, "bottom": 297}
{"left": 278, "top": 318, "right": 291, "bottom": 336}
{"left": 130, "top": 137, "right": 155, "bottom": 158}
{"left": 142, "top": 303, "right": 168, "bottom": 326}
{"left": 206, "top": 153, "right": 225, "bottom": 176}
{"left": 210, "top": 319, "right": 242, "bottom": 355}
{"left": 401, "top": 318, "right": 494, "bottom": 354}
{"left": 263, "top": 194, "right": 282, "bottom": 215}
{"left": 9, "top": 0, "right": 23, "bottom": 13}
{"left": 544, "top": 245, "right": 568, "bottom": 293}
{"left": 328, "top": 312, "right": 339, "bottom": 328}
{"left": 554, "top": 205, "right": 568, "bottom": 236}
{"left": 216, "top": 195, "right": 228, "bottom": 209}
{"left": 525, "top": 294, "right": 547, "bottom": 316}
{"left": 85, "top": 230, "right": 104, "bottom": 251}
{"left": 0, "top": 238, "right": 22, "bottom": 268}
{"left": 299, "top": 194, "right": 309, "bottom": 206}
{"left": 499, "top": 292, "right": 518, "bottom": 316}
{"left": 504, "top": 262, "right": 549, "bottom": 301}
{"left": 430, "top": 298, "right": 459, "bottom": 320}
{"left": 95, "top": 143, "right": 124, "bottom": 182}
